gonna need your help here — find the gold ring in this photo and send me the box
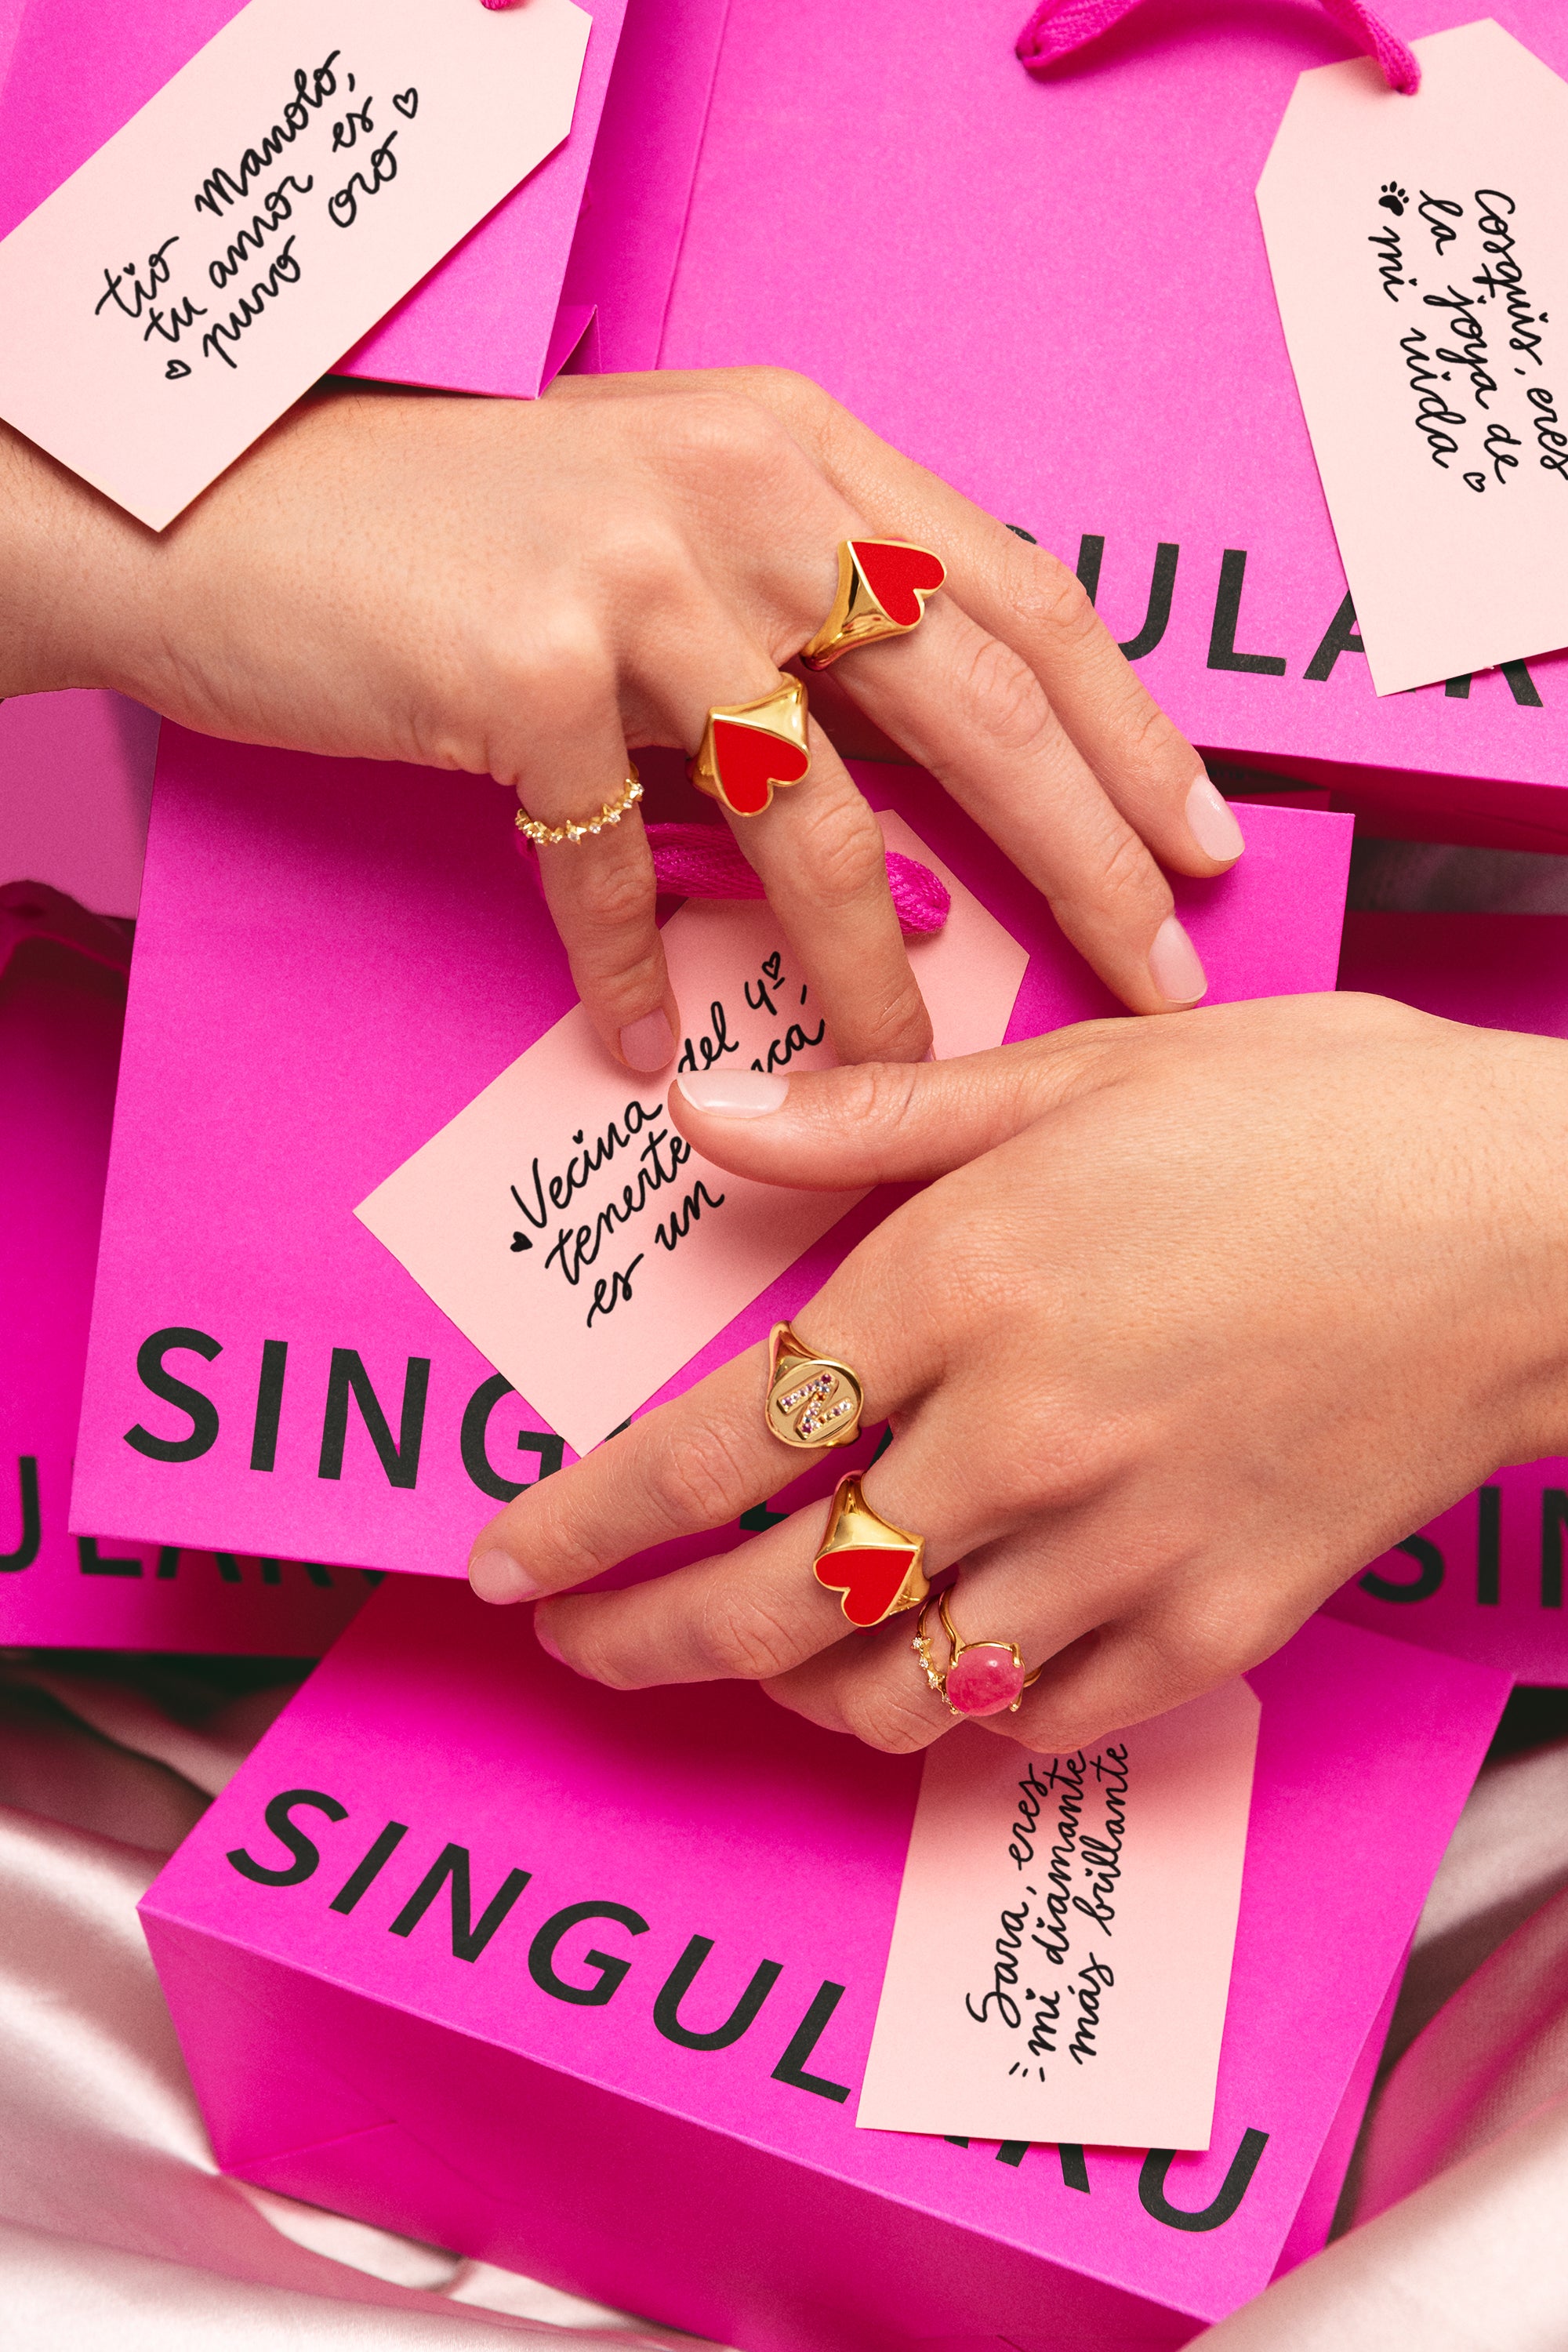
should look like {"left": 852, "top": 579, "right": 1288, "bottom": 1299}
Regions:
{"left": 813, "top": 1474, "right": 928, "bottom": 1629}
{"left": 516, "top": 764, "right": 642, "bottom": 846}
{"left": 688, "top": 675, "right": 810, "bottom": 818}
{"left": 800, "top": 539, "right": 946, "bottom": 670}
{"left": 914, "top": 1583, "right": 1042, "bottom": 1718}
{"left": 764, "top": 1322, "right": 865, "bottom": 1450}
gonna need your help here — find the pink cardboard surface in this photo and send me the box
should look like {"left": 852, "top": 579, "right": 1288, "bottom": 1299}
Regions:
{"left": 71, "top": 728, "right": 1350, "bottom": 1576}
{"left": 141, "top": 1578, "right": 1508, "bottom": 2349}
{"left": 657, "top": 0, "right": 1568, "bottom": 845}
{"left": 0, "top": 885, "right": 373, "bottom": 1650}
{"left": 1324, "top": 909, "right": 1568, "bottom": 1681}
{"left": 0, "top": 0, "right": 728, "bottom": 399}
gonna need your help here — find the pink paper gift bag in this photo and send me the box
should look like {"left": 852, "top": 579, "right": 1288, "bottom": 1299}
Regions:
{"left": 655, "top": 0, "right": 1568, "bottom": 850}
{"left": 142, "top": 1577, "right": 1507, "bottom": 2351}
{"left": 70, "top": 728, "right": 1351, "bottom": 1576}
{"left": 1323, "top": 910, "right": 1568, "bottom": 1682}
{"left": 0, "top": 0, "right": 730, "bottom": 397}
{"left": 0, "top": 883, "right": 376, "bottom": 1649}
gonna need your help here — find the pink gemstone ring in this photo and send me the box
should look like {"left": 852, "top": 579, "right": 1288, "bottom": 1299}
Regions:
{"left": 913, "top": 1585, "right": 1043, "bottom": 1719}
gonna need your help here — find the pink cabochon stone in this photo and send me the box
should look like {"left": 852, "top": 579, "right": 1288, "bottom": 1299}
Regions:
{"left": 945, "top": 1643, "right": 1025, "bottom": 1718}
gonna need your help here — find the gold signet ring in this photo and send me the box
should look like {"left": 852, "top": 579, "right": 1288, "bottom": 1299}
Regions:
{"left": 800, "top": 539, "right": 946, "bottom": 670}
{"left": 689, "top": 676, "right": 811, "bottom": 818}
{"left": 764, "top": 1323, "right": 865, "bottom": 1450}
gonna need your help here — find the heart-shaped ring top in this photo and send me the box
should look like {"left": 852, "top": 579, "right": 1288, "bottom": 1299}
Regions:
{"left": 800, "top": 539, "right": 947, "bottom": 669}
{"left": 690, "top": 675, "right": 811, "bottom": 818}
{"left": 812, "top": 1474, "right": 928, "bottom": 1629}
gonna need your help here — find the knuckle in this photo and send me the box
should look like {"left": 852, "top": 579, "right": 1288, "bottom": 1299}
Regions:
{"left": 956, "top": 633, "right": 1057, "bottom": 759}
{"left": 693, "top": 1585, "right": 804, "bottom": 1682}
{"left": 794, "top": 788, "right": 894, "bottom": 909}
{"left": 568, "top": 854, "right": 656, "bottom": 939}
{"left": 1021, "top": 561, "right": 1103, "bottom": 656}
{"left": 836, "top": 1677, "right": 946, "bottom": 1755}
{"left": 588, "top": 511, "right": 694, "bottom": 612}
{"left": 641, "top": 1425, "right": 753, "bottom": 1538}
{"left": 1091, "top": 818, "right": 1164, "bottom": 918}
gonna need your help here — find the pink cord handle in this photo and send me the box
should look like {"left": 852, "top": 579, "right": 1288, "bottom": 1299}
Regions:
{"left": 647, "top": 826, "right": 951, "bottom": 938}
{"left": 515, "top": 820, "right": 951, "bottom": 937}
{"left": 1016, "top": 0, "right": 1420, "bottom": 93}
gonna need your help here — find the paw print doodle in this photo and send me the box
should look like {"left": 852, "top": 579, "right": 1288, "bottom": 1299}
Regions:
{"left": 1378, "top": 182, "right": 1408, "bottom": 216}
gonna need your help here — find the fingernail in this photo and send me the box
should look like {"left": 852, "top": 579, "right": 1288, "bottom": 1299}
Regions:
{"left": 469, "top": 1545, "right": 542, "bottom": 1602}
{"left": 677, "top": 1069, "right": 790, "bottom": 1116}
{"left": 533, "top": 1609, "right": 564, "bottom": 1664}
{"left": 619, "top": 1008, "right": 675, "bottom": 1073}
{"left": 1148, "top": 914, "right": 1207, "bottom": 1006}
{"left": 1185, "top": 775, "right": 1246, "bottom": 863}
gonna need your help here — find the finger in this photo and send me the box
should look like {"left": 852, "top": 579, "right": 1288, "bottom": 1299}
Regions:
{"left": 711, "top": 367, "right": 1241, "bottom": 881}
{"left": 720, "top": 713, "right": 932, "bottom": 1063}
{"left": 532, "top": 1399, "right": 1007, "bottom": 1692}
{"left": 644, "top": 622, "right": 931, "bottom": 1062}
{"left": 762, "top": 1519, "right": 1131, "bottom": 1754}
{"left": 467, "top": 1218, "right": 949, "bottom": 1603}
{"left": 665, "top": 1024, "right": 1131, "bottom": 1189}
{"left": 826, "top": 594, "right": 1207, "bottom": 1014}
{"left": 526, "top": 786, "right": 681, "bottom": 1077}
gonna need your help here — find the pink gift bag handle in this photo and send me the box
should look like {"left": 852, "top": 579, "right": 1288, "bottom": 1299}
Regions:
{"left": 517, "top": 822, "right": 953, "bottom": 938}
{"left": 1017, "top": 0, "right": 1420, "bottom": 93}
{"left": 0, "top": 880, "right": 133, "bottom": 988}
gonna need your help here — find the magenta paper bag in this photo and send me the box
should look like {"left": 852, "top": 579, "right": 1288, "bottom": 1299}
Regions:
{"left": 0, "top": 0, "right": 728, "bottom": 397}
{"left": 0, "top": 884, "right": 374, "bottom": 1650}
{"left": 0, "top": 688, "right": 158, "bottom": 918}
{"left": 70, "top": 727, "right": 1350, "bottom": 1576}
{"left": 656, "top": 0, "right": 1568, "bottom": 849}
{"left": 1323, "top": 910, "right": 1568, "bottom": 1681}
{"left": 141, "top": 1577, "right": 1507, "bottom": 2351}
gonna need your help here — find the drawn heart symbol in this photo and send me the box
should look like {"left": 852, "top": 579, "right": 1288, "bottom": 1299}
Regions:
{"left": 814, "top": 1544, "right": 924, "bottom": 1628}
{"left": 709, "top": 718, "right": 810, "bottom": 816}
{"left": 761, "top": 951, "right": 783, "bottom": 983}
{"left": 851, "top": 540, "right": 946, "bottom": 626}
{"left": 394, "top": 87, "right": 419, "bottom": 118}
{"left": 510, "top": 1231, "right": 532, "bottom": 1253}
{"left": 165, "top": 360, "right": 191, "bottom": 379}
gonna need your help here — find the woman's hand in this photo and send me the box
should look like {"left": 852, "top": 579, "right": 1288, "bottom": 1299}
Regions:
{"left": 467, "top": 993, "right": 1568, "bottom": 1751}
{"left": 0, "top": 369, "right": 1239, "bottom": 1071}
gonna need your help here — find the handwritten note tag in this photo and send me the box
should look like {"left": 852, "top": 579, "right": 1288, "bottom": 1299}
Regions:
{"left": 1257, "top": 21, "right": 1568, "bottom": 695}
{"left": 355, "top": 815, "right": 1027, "bottom": 1457}
{"left": 858, "top": 1682, "right": 1260, "bottom": 2149}
{"left": 0, "top": 0, "right": 590, "bottom": 529}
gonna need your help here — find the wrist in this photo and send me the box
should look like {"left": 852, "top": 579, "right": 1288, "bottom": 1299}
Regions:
{"left": 1483, "top": 1029, "right": 1568, "bottom": 1464}
{"left": 0, "top": 423, "right": 151, "bottom": 697}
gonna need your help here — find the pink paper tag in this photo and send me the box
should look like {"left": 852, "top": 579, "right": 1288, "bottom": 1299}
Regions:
{"left": 1257, "top": 21, "right": 1568, "bottom": 695}
{"left": 0, "top": 0, "right": 590, "bottom": 528}
{"left": 355, "top": 814, "right": 1027, "bottom": 1455}
{"left": 858, "top": 1682, "right": 1260, "bottom": 2151}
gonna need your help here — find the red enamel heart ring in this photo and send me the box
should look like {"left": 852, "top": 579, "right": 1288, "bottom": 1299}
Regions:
{"left": 813, "top": 1473, "right": 929, "bottom": 1630}
{"left": 800, "top": 539, "right": 947, "bottom": 670}
{"left": 689, "top": 675, "right": 811, "bottom": 818}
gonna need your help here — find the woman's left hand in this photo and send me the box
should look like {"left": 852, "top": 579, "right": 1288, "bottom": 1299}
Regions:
{"left": 467, "top": 993, "right": 1568, "bottom": 1751}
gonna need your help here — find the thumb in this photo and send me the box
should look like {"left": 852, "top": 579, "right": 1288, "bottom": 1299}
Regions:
{"left": 666, "top": 1026, "right": 1123, "bottom": 1189}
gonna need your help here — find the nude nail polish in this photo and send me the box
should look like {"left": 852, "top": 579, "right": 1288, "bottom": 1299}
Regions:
{"left": 1148, "top": 914, "right": 1207, "bottom": 1006}
{"left": 677, "top": 1069, "right": 790, "bottom": 1116}
{"left": 469, "top": 1546, "right": 541, "bottom": 1602}
{"left": 1185, "top": 775, "right": 1246, "bottom": 862}
{"left": 533, "top": 1611, "right": 565, "bottom": 1664}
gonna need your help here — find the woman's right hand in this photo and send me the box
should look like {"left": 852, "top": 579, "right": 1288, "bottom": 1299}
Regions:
{"left": 3, "top": 368, "right": 1243, "bottom": 1073}
{"left": 468, "top": 992, "right": 1568, "bottom": 1752}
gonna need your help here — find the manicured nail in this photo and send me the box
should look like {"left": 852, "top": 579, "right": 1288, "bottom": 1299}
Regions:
{"left": 619, "top": 1008, "right": 675, "bottom": 1073}
{"left": 1148, "top": 914, "right": 1207, "bottom": 1006}
{"left": 533, "top": 1609, "right": 564, "bottom": 1664}
{"left": 677, "top": 1069, "right": 790, "bottom": 1116}
{"left": 1185, "top": 775, "right": 1246, "bottom": 863}
{"left": 469, "top": 1546, "right": 541, "bottom": 1602}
